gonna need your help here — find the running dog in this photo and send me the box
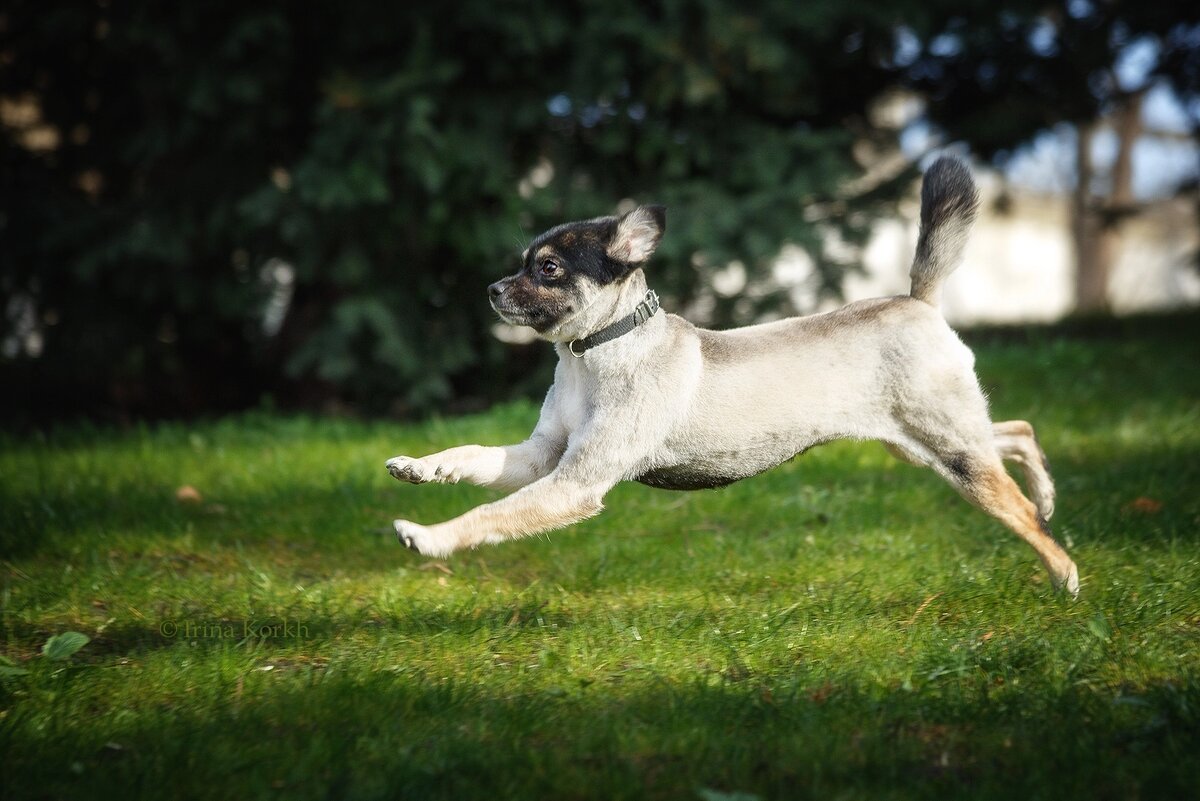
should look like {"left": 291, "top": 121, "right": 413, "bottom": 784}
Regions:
{"left": 386, "top": 157, "right": 1079, "bottom": 597}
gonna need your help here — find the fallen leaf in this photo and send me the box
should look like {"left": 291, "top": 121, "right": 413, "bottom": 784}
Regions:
{"left": 175, "top": 485, "right": 202, "bottom": 503}
{"left": 1127, "top": 497, "right": 1162, "bottom": 514}
{"left": 43, "top": 631, "right": 90, "bottom": 661}
{"left": 1087, "top": 612, "right": 1112, "bottom": 642}
{"left": 903, "top": 593, "right": 942, "bottom": 626}
{"left": 808, "top": 682, "right": 835, "bottom": 704}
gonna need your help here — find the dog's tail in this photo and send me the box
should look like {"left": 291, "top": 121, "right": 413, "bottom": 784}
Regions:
{"left": 909, "top": 156, "right": 980, "bottom": 307}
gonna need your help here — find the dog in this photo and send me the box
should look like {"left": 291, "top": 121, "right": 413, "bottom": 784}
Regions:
{"left": 386, "top": 156, "right": 1080, "bottom": 597}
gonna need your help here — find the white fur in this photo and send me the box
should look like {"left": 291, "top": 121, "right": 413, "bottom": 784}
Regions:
{"left": 607, "top": 207, "right": 662, "bottom": 264}
{"left": 388, "top": 265, "right": 1078, "bottom": 596}
{"left": 388, "top": 163, "right": 1079, "bottom": 597}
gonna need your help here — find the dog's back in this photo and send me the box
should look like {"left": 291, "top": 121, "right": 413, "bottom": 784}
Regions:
{"left": 639, "top": 157, "right": 984, "bottom": 491}
{"left": 671, "top": 155, "right": 984, "bottom": 452}
{"left": 657, "top": 295, "right": 972, "bottom": 469}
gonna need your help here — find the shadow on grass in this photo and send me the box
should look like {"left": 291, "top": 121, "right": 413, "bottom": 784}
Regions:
{"left": 4, "top": 595, "right": 598, "bottom": 662}
{"left": 3, "top": 664, "right": 1197, "bottom": 801}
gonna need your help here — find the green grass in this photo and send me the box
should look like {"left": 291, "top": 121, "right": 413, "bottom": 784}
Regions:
{"left": 2, "top": 313, "right": 1199, "bottom": 801}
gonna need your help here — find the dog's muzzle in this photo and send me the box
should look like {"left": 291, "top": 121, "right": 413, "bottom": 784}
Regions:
{"left": 488, "top": 279, "right": 509, "bottom": 302}
{"left": 488, "top": 278, "right": 525, "bottom": 324}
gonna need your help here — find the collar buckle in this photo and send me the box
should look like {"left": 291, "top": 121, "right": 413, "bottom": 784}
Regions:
{"left": 567, "top": 288, "right": 660, "bottom": 358}
{"left": 633, "top": 290, "right": 659, "bottom": 325}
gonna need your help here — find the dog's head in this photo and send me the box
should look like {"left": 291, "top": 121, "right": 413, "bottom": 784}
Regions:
{"left": 489, "top": 205, "right": 666, "bottom": 337}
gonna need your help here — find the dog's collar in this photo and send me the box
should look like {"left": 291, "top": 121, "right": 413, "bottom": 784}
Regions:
{"left": 567, "top": 290, "right": 660, "bottom": 357}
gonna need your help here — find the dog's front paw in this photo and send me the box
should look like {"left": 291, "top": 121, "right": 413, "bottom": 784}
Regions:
{"left": 393, "top": 519, "right": 452, "bottom": 558}
{"left": 386, "top": 456, "right": 428, "bottom": 484}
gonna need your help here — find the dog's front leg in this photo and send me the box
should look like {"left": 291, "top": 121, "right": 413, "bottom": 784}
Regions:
{"left": 393, "top": 473, "right": 608, "bottom": 557}
{"left": 393, "top": 418, "right": 639, "bottom": 557}
{"left": 388, "top": 388, "right": 566, "bottom": 492}
{"left": 386, "top": 436, "right": 562, "bottom": 492}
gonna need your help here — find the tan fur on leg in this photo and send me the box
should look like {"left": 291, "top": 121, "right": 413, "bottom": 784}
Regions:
{"left": 992, "top": 420, "right": 1056, "bottom": 519}
{"left": 961, "top": 463, "right": 1078, "bottom": 596}
{"left": 395, "top": 478, "right": 604, "bottom": 558}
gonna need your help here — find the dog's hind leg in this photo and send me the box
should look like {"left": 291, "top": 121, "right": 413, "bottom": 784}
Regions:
{"left": 888, "top": 432, "right": 1077, "bottom": 595}
{"left": 883, "top": 442, "right": 926, "bottom": 466}
{"left": 993, "top": 420, "right": 1055, "bottom": 520}
{"left": 891, "top": 377, "right": 1077, "bottom": 596}
{"left": 940, "top": 453, "right": 1078, "bottom": 597}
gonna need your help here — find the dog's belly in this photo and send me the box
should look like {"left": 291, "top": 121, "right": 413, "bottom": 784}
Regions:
{"left": 633, "top": 438, "right": 805, "bottom": 491}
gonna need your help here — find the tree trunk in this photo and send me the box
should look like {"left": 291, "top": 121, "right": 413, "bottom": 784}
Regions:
{"left": 1071, "top": 122, "right": 1106, "bottom": 313}
{"left": 1073, "top": 91, "right": 1145, "bottom": 314}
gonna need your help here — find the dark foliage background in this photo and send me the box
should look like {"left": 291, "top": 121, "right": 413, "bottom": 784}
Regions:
{"left": 2, "top": 1, "right": 1196, "bottom": 422}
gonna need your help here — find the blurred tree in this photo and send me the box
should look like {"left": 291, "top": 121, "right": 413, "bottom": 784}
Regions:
{"left": 1, "top": 1, "right": 940, "bottom": 421}
{"left": 907, "top": 1, "right": 1200, "bottom": 312}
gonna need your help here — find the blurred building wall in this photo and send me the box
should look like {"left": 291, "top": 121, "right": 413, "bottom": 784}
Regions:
{"left": 807, "top": 173, "right": 1200, "bottom": 325}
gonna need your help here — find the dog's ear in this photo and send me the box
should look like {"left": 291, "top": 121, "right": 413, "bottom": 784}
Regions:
{"left": 607, "top": 205, "right": 666, "bottom": 265}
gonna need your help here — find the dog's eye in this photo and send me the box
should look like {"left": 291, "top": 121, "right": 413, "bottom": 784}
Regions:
{"left": 539, "top": 260, "right": 562, "bottom": 278}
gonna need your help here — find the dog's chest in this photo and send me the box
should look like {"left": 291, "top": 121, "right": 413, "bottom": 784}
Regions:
{"left": 555, "top": 358, "right": 645, "bottom": 434}
{"left": 554, "top": 369, "right": 595, "bottom": 433}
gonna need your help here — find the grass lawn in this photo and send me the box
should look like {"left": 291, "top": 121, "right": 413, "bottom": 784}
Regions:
{"left": 2, "top": 312, "right": 1199, "bottom": 800}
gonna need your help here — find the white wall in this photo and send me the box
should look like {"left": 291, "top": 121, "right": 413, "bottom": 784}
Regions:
{"left": 786, "top": 177, "right": 1200, "bottom": 326}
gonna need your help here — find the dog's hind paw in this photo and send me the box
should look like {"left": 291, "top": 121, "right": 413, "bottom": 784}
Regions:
{"left": 1054, "top": 562, "right": 1080, "bottom": 599}
{"left": 386, "top": 456, "right": 427, "bottom": 484}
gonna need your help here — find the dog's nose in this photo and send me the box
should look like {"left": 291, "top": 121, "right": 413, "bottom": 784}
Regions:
{"left": 488, "top": 281, "right": 505, "bottom": 299}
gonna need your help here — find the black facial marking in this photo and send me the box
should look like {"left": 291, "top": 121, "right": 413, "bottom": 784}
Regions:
{"left": 523, "top": 217, "right": 630, "bottom": 287}
{"left": 491, "top": 210, "right": 662, "bottom": 332}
